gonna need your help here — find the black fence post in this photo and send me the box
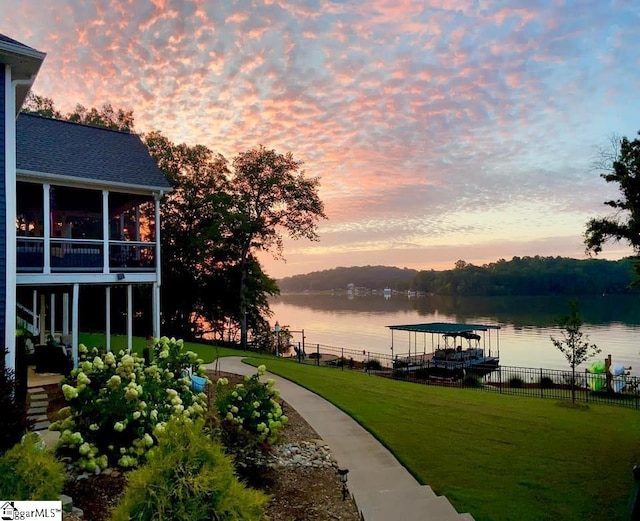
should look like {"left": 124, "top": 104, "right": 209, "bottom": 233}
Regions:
{"left": 585, "top": 370, "right": 590, "bottom": 404}
{"left": 316, "top": 344, "right": 320, "bottom": 367}
{"left": 540, "top": 368, "right": 543, "bottom": 399}
{"left": 298, "top": 342, "right": 301, "bottom": 364}
{"left": 499, "top": 366, "right": 503, "bottom": 394}
{"left": 341, "top": 348, "right": 344, "bottom": 371}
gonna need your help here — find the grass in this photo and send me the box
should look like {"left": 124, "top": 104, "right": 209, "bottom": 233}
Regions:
{"left": 237, "top": 356, "right": 640, "bottom": 521}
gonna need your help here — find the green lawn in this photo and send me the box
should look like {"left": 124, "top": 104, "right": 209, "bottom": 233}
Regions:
{"left": 238, "top": 356, "right": 640, "bottom": 521}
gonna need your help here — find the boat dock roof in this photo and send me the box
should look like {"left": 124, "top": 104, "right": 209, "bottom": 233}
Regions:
{"left": 387, "top": 322, "right": 501, "bottom": 334}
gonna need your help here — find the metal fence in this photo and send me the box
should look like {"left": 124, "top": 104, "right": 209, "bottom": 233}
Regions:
{"left": 287, "top": 342, "right": 395, "bottom": 370}
{"left": 286, "top": 342, "right": 640, "bottom": 410}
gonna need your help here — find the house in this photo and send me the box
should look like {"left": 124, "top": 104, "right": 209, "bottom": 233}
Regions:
{"left": 1, "top": 34, "right": 171, "bottom": 373}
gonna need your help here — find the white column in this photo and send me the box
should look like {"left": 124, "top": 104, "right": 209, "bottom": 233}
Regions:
{"left": 50, "top": 293, "right": 55, "bottom": 340}
{"left": 4, "top": 65, "right": 16, "bottom": 370}
{"left": 43, "top": 183, "right": 50, "bottom": 274}
{"left": 127, "top": 284, "right": 133, "bottom": 352}
{"left": 32, "top": 289, "right": 38, "bottom": 334}
{"left": 102, "top": 190, "right": 109, "bottom": 274}
{"left": 72, "top": 283, "right": 79, "bottom": 367}
{"left": 105, "top": 286, "right": 111, "bottom": 352}
{"left": 39, "top": 293, "right": 46, "bottom": 344}
{"left": 152, "top": 282, "right": 160, "bottom": 339}
{"left": 154, "top": 196, "right": 161, "bottom": 285}
{"left": 62, "top": 293, "right": 69, "bottom": 336}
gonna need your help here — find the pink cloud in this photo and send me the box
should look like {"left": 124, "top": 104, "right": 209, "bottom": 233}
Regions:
{"left": 2, "top": 0, "right": 638, "bottom": 277}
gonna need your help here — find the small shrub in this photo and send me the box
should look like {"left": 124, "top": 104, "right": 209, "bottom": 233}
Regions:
{"left": 509, "top": 377, "right": 525, "bottom": 388}
{"left": 539, "top": 376, "right": 554, "bottom": 389}
{"left": 326, "top": 357, "right": 346, "bottom": 367}
{"left": 364, "top": 358, "right": 382, "bottom": 371}
{"left": 0, "top": 433, "right": 66, "bottom": 500}
{"left": 463, "top": 374, "right": 482, "bottom": 388}
{"left": 216, "top": 365, "right": 287, "bottom": 457}
{"left": 0, "top": 356, "right": 29, "bottom": 454}
{"left": 110, "top": 419, "right": 268, "bottom": 521}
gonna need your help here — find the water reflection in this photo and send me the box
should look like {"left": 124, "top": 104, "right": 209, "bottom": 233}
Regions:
{"left": 271, "top": 294, "right": 640, "bottom": 376}
{"left": 276, "top": 294, "right": 640, "bottom": 328}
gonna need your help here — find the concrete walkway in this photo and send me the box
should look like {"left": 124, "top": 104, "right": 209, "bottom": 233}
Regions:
{"left": 207, "top": 357, "right": 474, "bottom": 521}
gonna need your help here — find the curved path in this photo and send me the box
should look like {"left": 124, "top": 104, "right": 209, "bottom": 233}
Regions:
{"left": 206, "top": 357, "right": 474, "bottom": 521}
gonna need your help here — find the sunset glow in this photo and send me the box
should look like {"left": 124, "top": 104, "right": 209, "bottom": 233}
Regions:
{"left": 3, "top": 0, "right": 639, "bottom": 278}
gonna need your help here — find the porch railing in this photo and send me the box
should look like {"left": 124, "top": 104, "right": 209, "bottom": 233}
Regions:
{"left": 17, "top": 237, "right": 156, "bottom": 273}
{"left": 50, "top": 239, "right": 103, "bottom": 271}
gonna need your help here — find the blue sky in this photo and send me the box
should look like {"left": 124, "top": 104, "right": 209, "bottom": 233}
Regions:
{"left": 3, "top": 0, "right": 639, "bottom": 278}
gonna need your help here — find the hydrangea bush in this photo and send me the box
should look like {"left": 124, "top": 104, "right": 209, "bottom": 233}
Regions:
{"left": 50, "top": 337, "right": 209, "bottom": 471}
{"left": 215, "top": 365, "right": 287, "bottom": 453}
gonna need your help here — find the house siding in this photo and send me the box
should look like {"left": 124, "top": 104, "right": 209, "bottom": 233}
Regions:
{"left": 0, "top": 66, "right": 6, "bottom": 350}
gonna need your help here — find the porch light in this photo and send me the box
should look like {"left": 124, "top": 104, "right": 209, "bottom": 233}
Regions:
{"left": 337, "top": 467, "right": 349, "bottom": 500}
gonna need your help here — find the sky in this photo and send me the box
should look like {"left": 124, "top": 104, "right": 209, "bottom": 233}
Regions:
{"left": 3, "top": 0, "right": 639, "bottom": 279}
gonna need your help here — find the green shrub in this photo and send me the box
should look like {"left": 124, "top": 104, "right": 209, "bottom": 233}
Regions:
{"left": 216, "top": 365, "right": 287, "bottom": 456}
{"left": 509, "top": 377, "right": 525, "bottom": 388}
{"left": 463, "top": 374, "right": 482, "bottom": 388}
{"left": 364, "top": 358, "right": 382, "bottom": 371}
{"left": 110, "top": 419, "right": 268, "bottom": 521}
{"left": 0, "top": 433, "right": 66, "bottom": 500}
{"left": 539, "top": 376, "right": 554, "bottom": 389}
{"left": 392, "top": 369, "right": 407, "bottom": 379}
{"left": 50, "top": 337, "right": 209, "bottom": 471}
{"left": 326, "top": 357, "right": 346, "bottom": 367}
{"left": 0, "top": 356, "right": 29, "bottom": 454}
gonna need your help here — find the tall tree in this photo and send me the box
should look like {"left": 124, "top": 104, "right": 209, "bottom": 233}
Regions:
{"left": 21, "top": 92, "right": 62, "bottom": 119}
{"left": 585, "top": 131, "right": 640, "bottom": 281}
{"left": 67, "top": 103, "right": 135, "bottom": 132}
{"left": 229, "top": 145, "right": 326, "bottom": 348}
{"left": 146, "top": 133, "right": 281, "bottom": 342}
{"left": 145, "top": 131, "right": 232, "bottom": 339}
{"left": 550, "top": 300, "right": 600, "bottom": 403}
{"left": 21, "top": 93, "right": 134, "bottom": 132}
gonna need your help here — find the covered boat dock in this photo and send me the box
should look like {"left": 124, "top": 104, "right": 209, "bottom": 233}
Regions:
{"left": 387, "top": 322, "right": 501, "bottom": 374}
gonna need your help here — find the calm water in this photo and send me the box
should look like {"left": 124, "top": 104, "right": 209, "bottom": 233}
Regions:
{"left": 270, "top": 294, "right": 640, "bottom": 376}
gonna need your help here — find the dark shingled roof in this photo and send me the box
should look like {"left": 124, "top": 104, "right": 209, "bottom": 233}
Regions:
{"left": 16, "top": 114, "right": 171, "bottom": 191}
{"left": 0, "top": 33, "right": 40, "bottom": 52}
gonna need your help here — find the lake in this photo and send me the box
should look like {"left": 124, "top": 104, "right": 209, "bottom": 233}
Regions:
{"left": 270, "top": 294, "right": 640, "bottom": 376}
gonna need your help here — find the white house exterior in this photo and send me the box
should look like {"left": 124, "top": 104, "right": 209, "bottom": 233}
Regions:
{"left": 1, "top": 34, "right": 171, "bottom": 373}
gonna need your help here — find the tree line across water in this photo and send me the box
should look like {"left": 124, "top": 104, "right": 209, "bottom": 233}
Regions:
{"left": 277, "top": 256, "right": 640, "bottom": 296}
